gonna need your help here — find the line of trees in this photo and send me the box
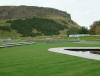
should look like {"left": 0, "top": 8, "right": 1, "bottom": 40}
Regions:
{"left": 67, "top": 20, "right": 100, "bottom": 36}
{"left": 67, "top": 26, "right": 89, "bottom": 36}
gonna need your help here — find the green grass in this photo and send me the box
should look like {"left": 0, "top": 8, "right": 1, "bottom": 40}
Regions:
{"left": 63, "top": 36, "right": 100, "bottom": 41}
{"left": 0, "top": 42, "right": 100, "bottom": 76}
{"left": 78, "top": 36, "right": 100, "bottom": 41}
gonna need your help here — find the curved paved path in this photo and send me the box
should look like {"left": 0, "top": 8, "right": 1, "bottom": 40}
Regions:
{"left": 48, "top": 47, "right": 100, "bottom": 61}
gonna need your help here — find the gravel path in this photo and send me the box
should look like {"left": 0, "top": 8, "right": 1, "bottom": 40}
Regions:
{"left": 48, "top": 47, "right": 100, "bottom": 61}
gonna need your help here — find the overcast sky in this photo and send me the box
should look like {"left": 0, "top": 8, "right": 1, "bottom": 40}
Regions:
{"left": 0, "top": 0, "right": 100, "bottom": 28}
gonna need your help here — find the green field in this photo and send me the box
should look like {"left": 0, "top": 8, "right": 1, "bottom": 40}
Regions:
{"left": 65, "top": 36, "right": 100, "bottom": 41}
{"left": 0, "top": 42, "right": 100, "bottom": 76}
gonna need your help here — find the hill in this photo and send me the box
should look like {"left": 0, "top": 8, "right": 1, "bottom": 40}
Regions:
{"left": 0, "top": 6, "right": 80, "bottom": 38}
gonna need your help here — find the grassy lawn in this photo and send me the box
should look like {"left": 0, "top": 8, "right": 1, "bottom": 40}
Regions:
{"left": 63, "top": 36, "right": 100, "bottom": 41}
{"left": 0, "top": 42, "right": 100, "bottom": 76}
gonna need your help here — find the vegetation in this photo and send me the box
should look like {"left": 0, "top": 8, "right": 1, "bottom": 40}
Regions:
{"left": 67, "top": 27, "right": 80, "bottom": 36}
{"left": 67, "top": 26, "right": 89, "bottom": 36}
{"left": 0, "top": 6, "right": 80, "bottom": 38}
{"left": 64, "top": 36, "right": 100, "bottom": 41}
{"left": 0, "top": 42, "right": 100, "bottom": 76}
{"left": 89, "top": 21, "right": 100, "bottom": 35}
{"left": 0, "top": 5, "right": 100, "bottom": 76}
{"left": 0, "top": 6, "right": 79, "bottom": 28}
{"left": 7, "top": 18, "right": 67, "bottom": 36}
{"left": 79, "top": 26, "right": 89, "bottom": 34}
{"left": 0, "top": 26, "right": 11, "bottom": 32}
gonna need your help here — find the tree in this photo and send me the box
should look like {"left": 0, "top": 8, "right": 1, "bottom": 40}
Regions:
{"left": 79, "top": 26, "right": 89, "bottom": 34}
{"left": 89, "top": 21, "right": 100, "bottom": 35}
{"left": 67, "top": 27, "right": 80, "bottom": 36}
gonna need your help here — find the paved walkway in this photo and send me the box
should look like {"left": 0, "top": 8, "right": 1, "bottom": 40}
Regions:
{"left": 0, "top": 41, "right": 34, "bottom": 48}
{"left": 48, "top": 47, "right": 100, "bottom": 61}
{"left": 73, "top": 41, "right": 100, "bottom": 44}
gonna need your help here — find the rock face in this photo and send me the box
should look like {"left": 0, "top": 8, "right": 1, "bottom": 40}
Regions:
{"left": 0, "top": 6, "right": 80, "bottom": 37}
{"left": 0, "top": 6, "right": 70, "bottom": 19}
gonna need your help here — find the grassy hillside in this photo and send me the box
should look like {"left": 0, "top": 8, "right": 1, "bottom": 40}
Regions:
{"left": 8, "top": 18, "right": 68, "bottom": 36}
{"left": 0, "top": 6, "right": 80, "bottom": 38}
